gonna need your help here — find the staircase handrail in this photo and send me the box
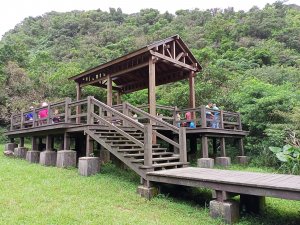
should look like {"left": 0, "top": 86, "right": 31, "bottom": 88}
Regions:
{"left": 125, "top": 102, "right": 180, "bottom": 134}
{"left": 91, "top": 97, "right": 145, "bottom": 131}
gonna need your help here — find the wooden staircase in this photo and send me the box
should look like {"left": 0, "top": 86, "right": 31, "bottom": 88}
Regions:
{"left": 85, "top": 97, "right": 188, "bottom": 180}
{"left": 86, "top": 127, "right": 187, "bottom": 179}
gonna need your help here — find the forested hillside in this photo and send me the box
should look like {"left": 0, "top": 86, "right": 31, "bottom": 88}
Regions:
{"left": 0, "top": 1, "right": 299, "bottom": 167}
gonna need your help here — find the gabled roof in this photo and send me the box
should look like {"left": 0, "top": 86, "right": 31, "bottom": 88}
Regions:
{"left": 69, "top": 35, "right": 202, "bottom": 94}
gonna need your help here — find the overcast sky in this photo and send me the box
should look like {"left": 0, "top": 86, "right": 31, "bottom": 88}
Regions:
{"left": 0, "top": 0, "right": 299, "bottom": 38}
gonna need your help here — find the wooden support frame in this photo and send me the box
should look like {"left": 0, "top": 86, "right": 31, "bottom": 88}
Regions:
{"left": 220, "top": 137, "right": 226, "bottom": 157}
{"left": 45, "top": 135, "right": 52, "bottom": 150}
{"left": 86, "top": 134, "right": 94, "bottom": 157}
{"left": 31, "top": 136, "right": 38, "bottom": 150}
{"left": 202, "top": 136, "right": 208, "bottom": 158}
{"left": 63, "top": 132, "right": 70, "bottom": 150}
{"left": 19, "top": 137, "right": 25, "bottom": 147}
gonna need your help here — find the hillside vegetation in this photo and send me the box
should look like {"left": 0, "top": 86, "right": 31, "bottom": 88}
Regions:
{"left": 0, "top": 1, "right": 299, "bottom": 167}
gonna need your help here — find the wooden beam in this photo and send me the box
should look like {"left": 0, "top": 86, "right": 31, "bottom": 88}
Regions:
{"left": 150, "top": 51, "right": 197, "bottom": 71}
{"left": 107, "top": 75, "right": 113, "bottom": 107}
{"left": 86, "top": 134, "right": 93, "bottom": 157}
{"left": 189, "top": 71, "right": 196, "bottom": 119}
{"left": 63, "top": 132, "right": 70, "bottom": 150}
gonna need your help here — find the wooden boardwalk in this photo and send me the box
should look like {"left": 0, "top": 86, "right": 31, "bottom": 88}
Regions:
{"left": 147, "top": 167, "right": 300, "bottom": 201}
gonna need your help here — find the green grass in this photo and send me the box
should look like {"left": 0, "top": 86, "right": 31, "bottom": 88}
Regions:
{"left": 0, "top": 145, "right": 299, "bottom": 225}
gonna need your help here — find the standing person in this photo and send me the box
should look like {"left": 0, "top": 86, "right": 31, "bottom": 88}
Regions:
{"left": 212, "top": 103, "right": 220, "bottom": 128}
{"left": 205, "top": 102, "right": 213, "bottom": 127}
{"left": 25, "top": 106, "right": 34, "bottom": 121}
{"left": 39, "top": 102, "right": 48, "bottom": 125}
{"left": 185, "top": 111, "right": 192, "bottom": 127}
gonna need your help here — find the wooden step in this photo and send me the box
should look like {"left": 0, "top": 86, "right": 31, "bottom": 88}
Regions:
{"left": 117, "top": 148, "right": 167, "bottom": 153}
{"left": 111, "top": 144, "right": 140, "bottom": 147}
{"left": 140, "top": 162, "right": 187, "bottom": 169}
{"left": 131, "top": 156, "right": 180, "bottom": 163}
{"left": 124, "top": 152, "right": 173, "bottom": 158}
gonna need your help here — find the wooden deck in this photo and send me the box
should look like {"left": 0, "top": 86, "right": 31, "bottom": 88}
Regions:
{"left": 147, "top": 167, "right": 300, "bottom": 201}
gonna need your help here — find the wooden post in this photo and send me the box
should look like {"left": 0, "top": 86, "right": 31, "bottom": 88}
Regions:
{"left": 220, "top": 110, "right": 224, "bottom": 129}
{"left": 212, "top": 138, "right": 217, "bottom": 157}
{"left": 47, "top": 104, "right": 51, "bottom": 124}
{"left": 64, "top": 133, "right": 70, "bottom": 150}
{"left": 87, "top": 96, "right": 93, "bottom": 124}
{"left": 148, "top": 56, "right": 156, "bottom": 116}
{"left": 201, "top": 136, "right": 208, "bottom": 158}
{"left": 238, "top": 112, "right": 242, "bottom": 130}
{"left": 201, "top": 105, "right": 206, "bottom": 128}
{"left": 20, "top": 111, "right": 24, "bottom": 129}
{"left": 10, "top": 114, "right": 14, "bottom": 131}
{"left": 46, "top": 135, "right": 52, "bottom": 150}
{"left": 148, "top": 56, "right": 156, "bottom": 143}
{"left": 144, "top": 124, "right": 153, "bottom": 167}
{"left": 19, "top": 137, "right": 25, "bottom": 147}
{"left": 179, "top": 127, "right": 187, "bottom": 163}
{"left": 31, "top": 136, "right": 37, "bottom": 150}
{"left": 107, "top": 75, "right": 113, "bottom": 121}
{"left": 238, "top": 138, "right": 244, "bottom": 156}
{"left": 122, "top": 102, "right": 129, "bottom": 127}
{"left": 76, "top": 83, "right": 82, "bottom": 124}
{"left": 173, "top": 106, "right": 178, "bottom": 126}
{"left": 32, "top": 109, "right": 36, "bottom": 127}
{"left": 117, "top": 91, "right": 121, "bottom": 104}
{"left": 189, "top": 71, "right": 196, "bottom": 120}
{"left": 107, "top": 75, "right": 113, "bottom": 107}
{"left": 86, "top": 134, "right": 93, "bottom": 157}
{"left": 220, "top": 137, "right": 226, "bottom": 157}
{"left": 65, "top": 97, "right": 71, "bottom": 123}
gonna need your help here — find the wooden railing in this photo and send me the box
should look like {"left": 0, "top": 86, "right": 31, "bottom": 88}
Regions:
{"left": 10, "top": 96, "right": 188, "bottom": 168}
{"left": 175, "top": 105, "right": 242, "bottom": 130}
{"left": 123, "top": 102, "right": 187, "bottom": 163}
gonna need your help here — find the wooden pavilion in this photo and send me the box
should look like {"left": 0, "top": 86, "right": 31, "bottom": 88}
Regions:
{"left": 69, "top": 35, "right": 201, "bottom": 117}
{"left": 6, "top": 35, "right": 299, "bottom": 224}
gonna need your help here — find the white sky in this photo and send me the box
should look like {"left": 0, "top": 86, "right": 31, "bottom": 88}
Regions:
{"left": 0, "top": 0, "right": 299, "bottom": 38}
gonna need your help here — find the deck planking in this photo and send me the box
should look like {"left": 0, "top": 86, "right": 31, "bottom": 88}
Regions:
{"left": 147, "top": 167, "right": 300, "bottom": 201}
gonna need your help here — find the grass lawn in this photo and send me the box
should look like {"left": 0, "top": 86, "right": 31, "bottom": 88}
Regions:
{"left": 0, "top": 144, "right": 299, "bottom": 225}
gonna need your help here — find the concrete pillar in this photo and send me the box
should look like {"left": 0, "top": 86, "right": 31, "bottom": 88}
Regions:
{"left": 56, "top": 150, "right": 77, "bottom": 168}
{"left": 240, "top": 195, "right": 265, "bottom": 214}
{"left": 216, "top": 157, "right": 231, "bottom": 167}
{"left": 210, "top": 200, "right": 239, "bottom": 224}
{"left": 137, "top": 179, "right": 158, "bottom": 200}
{"left": 236, "top": 156, "right": 249, "bottom": 165}
{"left": 197, "top": 158, "right": 214, "bottom": 168}
{"left": 40, "top": 151, "right": 57, "bottom": 166}
{"left": 14, "top": 147, "right": 28, "bottom": 159}
{"left": 4, "top": 143, "right": 17, "bottom": 157}
{"left": 26, "top": 151, "right": 40, "bottom": 163}
{"left": 78, "top": 157, "right": 100, "bottom": 176}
